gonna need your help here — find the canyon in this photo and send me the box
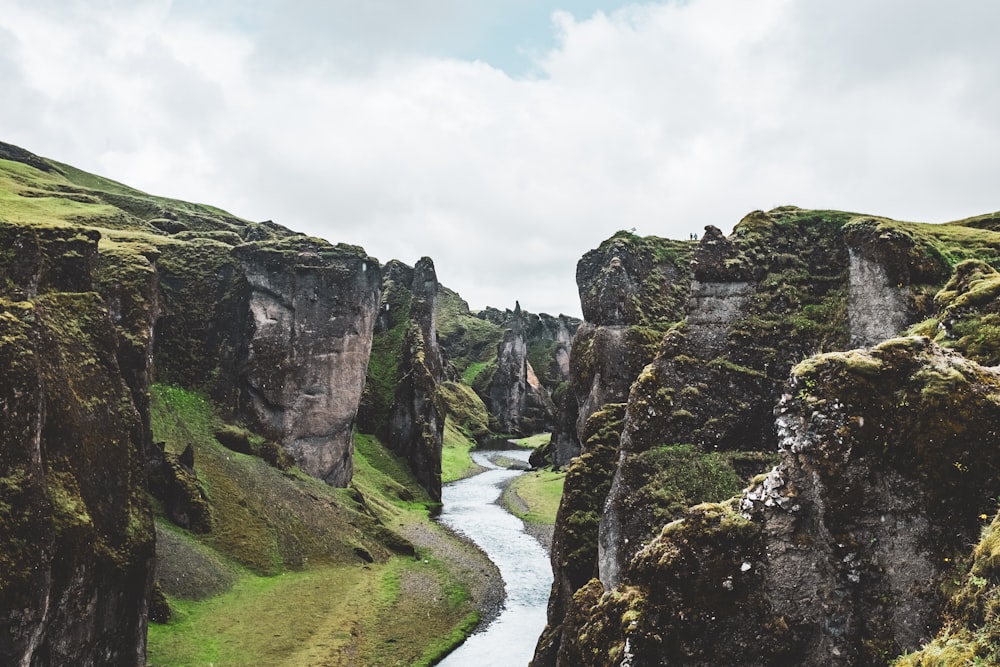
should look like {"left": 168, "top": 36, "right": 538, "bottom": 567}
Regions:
{"left": 4, "top": 140, "right": 1000, "bottom": 666}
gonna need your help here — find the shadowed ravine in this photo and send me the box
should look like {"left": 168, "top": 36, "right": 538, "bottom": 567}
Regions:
{"left": 436, "top": 449, "right": 552, "bottom": 667}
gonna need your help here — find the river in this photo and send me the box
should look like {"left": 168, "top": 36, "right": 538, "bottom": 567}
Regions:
{"left": 435, "top": 449, "right": 552, "bottom": 667}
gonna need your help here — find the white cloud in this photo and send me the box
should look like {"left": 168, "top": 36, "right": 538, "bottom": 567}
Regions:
{"left": 2, "top": 0, "right": 1000, "bottom": 317}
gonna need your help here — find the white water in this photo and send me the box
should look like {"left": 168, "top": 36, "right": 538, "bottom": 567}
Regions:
{"left": 436, "top": 449, "right": 552, "bottom": 667}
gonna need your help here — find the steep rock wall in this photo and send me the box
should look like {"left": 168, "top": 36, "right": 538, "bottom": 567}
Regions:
{"left": 235, "top": 239, "right": 380, "bottom": 486}
{"left": 0, "top": 224, "right": 154, "bottom": 667}
{"left": 598, "top": 210, "right": 856, "bottom": 589}
{"left": 532, "top": 232, "right": 692, "bottom": 663}
{"left": 537, "top": 208, "right": 970, "bottom": 666}
{"left": 489, "top": 303, "right": 530, "bottom": 433}
{"left": 386, "top": 257, "right": 446, "bottom": 501}
{"left": 571, "top": 232, "right": 693, "bottom": 444}
{"left": 571, "top": 338, "right": 1000, "bottom": 667}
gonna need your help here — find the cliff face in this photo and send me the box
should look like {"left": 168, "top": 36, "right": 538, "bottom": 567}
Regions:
{"left": 0, "top": 224, "right": 155, "bottom": 667}
{"left": 568, "top": 338, "right": 1000, "bottom": 667}
{"left": 532, "top": 231, "right": 693, "bottom": 663}
{"left": 598, "top": 209, "right": 950, "bottom": 589}
{"left": 462, "top": 304, "right": 579, "bottom": 439}
{"left": 536, "top": 207, "right": 1000, "bottom": 667}
{"left": 570, "top": 231, "right": 693, "bottom": 449}
{"left": 386, "top": 257, "right": 446, "bottom": 501}
{"left": 487, "top": 302, "right": 560, "bottom": 435}
{"left": 0, "top": 142, "right": 387, "bottom": 664}
{"left": 235, "top": 239, "right": 380, "bottom": 486}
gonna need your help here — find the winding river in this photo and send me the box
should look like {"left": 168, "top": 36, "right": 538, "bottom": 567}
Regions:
{"left": 436, "top": 449, "right": 552, "bottom": 667}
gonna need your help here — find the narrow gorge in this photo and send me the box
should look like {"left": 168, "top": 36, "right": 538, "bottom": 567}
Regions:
{"left": 5, "top": 140, "right": 1000, "bottom": 667}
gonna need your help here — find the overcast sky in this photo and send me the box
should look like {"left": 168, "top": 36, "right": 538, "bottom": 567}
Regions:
{"left": 3, "top": 0, "right": 999, "bottom": 317}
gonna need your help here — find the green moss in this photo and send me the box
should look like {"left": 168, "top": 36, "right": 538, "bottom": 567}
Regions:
{"left": 435, "top": 285, "right": 504, "bottom": 376}
{"left": 359, "top": 288, "right": 412, "bottom": 434}
{"left": 153, "top": 238, "right": 243, "bottom": 391}
{"left": 632, "top": 445, "right": 745, "bottom": 533}
{"left": 555, "top": 404, "right": 627, "bottom": 590}
{"left": 437, "top": 380, "right": 491, "bottom": 439}
{"left": 46, "top": 471, "right": 94, "bottom": 530}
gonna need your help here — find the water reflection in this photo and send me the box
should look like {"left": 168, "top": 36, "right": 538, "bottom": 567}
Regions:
{"left": 436, "top": 449, "right": 551, "bottom": 667}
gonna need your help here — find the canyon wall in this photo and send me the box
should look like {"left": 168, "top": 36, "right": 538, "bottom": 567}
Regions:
{"left": 0, "top": 224, "right": 155, "bottom": 666}
{"left": 535, "top": 207, "right": 980, "bottom": 666}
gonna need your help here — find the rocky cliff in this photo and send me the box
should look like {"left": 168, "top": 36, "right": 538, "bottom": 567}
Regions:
{"left": 234, "top": 238, "right": 380, "bottom": 486}
{"left": 0, "top": 142, "right": 385, "bottom": 664}
{"left": 385, "top": 257, "right": 447, "bottom": 501}
{"left": 452, "top": 302, "right": 579, "bottom": 439}
{"left": 487, "top": 301, "right": 560, "bottom": 435}
{"left": 535, "top": 207, "right": 1000, "bottom": 666}
{"left": 0, "top": 224, "right": 155, "bottom": 666}
{"left": 570, "top": 231, "right": 693, "bottom": 454}
{"left": 566, "top": 337, "right": 1000, "bottom": 666}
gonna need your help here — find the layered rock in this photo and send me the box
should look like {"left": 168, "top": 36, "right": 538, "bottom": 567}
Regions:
{"left": 570, "top": 338, "right": 1000, "bottom": 667}
{"left": 234, "top": 238, "right": 380, "bottom": 486}
{"left": 571, "top": 231, "right": 693, "bottom": 447}
{"left": 0, "top": 224, "right": 154, "bottom": 666}
{"left": 599, "top": 209, "right": 889, "bottom": 589}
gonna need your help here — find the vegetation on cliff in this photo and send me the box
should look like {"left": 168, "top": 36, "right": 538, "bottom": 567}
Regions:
{"left": 538, "top": 207, "right": 1000, "bottom": 667}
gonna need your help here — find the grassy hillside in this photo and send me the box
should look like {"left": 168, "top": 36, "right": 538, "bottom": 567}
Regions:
{"left": 147, "top": 384, "right": 488, "bottom": 666}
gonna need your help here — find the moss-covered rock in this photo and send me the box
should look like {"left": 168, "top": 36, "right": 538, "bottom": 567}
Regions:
{"left": 565, "top": 338, "right": 1000, "bottom": 667}
{"left": 571, "top": 501, "right": 790, "bottom": 667}
{"left": 532, "top": 404, "right": 626, "bottom": 666}
{"left": 0, "top": 226, "right": 154, "bottom": 665}
{"left": 384, "top": 257, "right": 446, "bottom": 501}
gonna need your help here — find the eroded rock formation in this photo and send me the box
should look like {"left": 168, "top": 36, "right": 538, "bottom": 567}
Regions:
{"left": 386, "top": 257, "right": 446, "bottom": 501}
{"left": 0, "top": 224, "right": 155, "bottom": 667}
{"left": 235, "top": 238, "right": 380, "bottom": 486}
{"left": 569, "top": 338, "right": 1000, "bottom": 667}
{"left": 536, "top": 207, "right": 989, "bottom": 666}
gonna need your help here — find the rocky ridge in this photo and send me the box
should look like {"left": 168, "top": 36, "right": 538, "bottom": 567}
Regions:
{"left": 534, "top": 207, "right": 1000, "bottom": 666}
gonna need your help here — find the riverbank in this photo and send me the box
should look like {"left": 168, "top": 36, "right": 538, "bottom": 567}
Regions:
{"left": 499, "top": 468, "right": 566, "bottom": 552}
{"left": 145, "top": 386, "right": 504, "bottom": 667}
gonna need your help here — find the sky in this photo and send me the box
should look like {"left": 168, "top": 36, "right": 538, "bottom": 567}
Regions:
{"left": 2, "top": 0, "right": 1000, "bottom": 318}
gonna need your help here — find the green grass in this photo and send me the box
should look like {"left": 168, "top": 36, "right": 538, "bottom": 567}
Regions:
{"left": 147, "top": 386, "right": 490, "bottom": 665}
{"left": 442, "top": 417, "right": 483, "bottom": 483}
{"left": 148, "top": 558, "right": 476, "bottom": 667}
{"left": 513, "top": 432, "right": 551, "bottom": 449}
{"left": 503, "top": 469, "right": 566, "bottom": 525}
{"left": 460, "top": 360, "right": 492, "bottom": 386}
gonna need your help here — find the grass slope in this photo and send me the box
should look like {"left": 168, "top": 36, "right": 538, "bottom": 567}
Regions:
{"left": 147, "top": 384, "right": 485, "bottom": 667}
{"left": 502, "top": 469, "right": 566, "bottom": 526}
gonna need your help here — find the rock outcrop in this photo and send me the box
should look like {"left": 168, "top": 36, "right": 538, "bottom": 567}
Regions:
{"left": 358, "top": 258, "right": 447, "bottom": 500}
{"left": 0, "top": 224, "right": 155, "bottom": 666}
{"left": 570, "top": 231, "right": 692, "bottom": 450}
{"left": 536, "top": 208, "right": 999, "bottom": 666}
{"left": 598, "top": 209, "right": 936, "bottom": 589}
{"left": 0, "top": 142, "right": 388, "bottom": 664}
{"left": 488, "top": 302, "right": 559, "bottom": 435}
{"left": 532, "top": 230, "right": 693, "bottom": 662}
{"left": 385, "top": 257, "right": 446, "bottom": 501}
{"left": 234, "top": 238, "right": 380, "bottom": 486}
{"left": 568, "top": 338, "right": 1000, "bottom": 667}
